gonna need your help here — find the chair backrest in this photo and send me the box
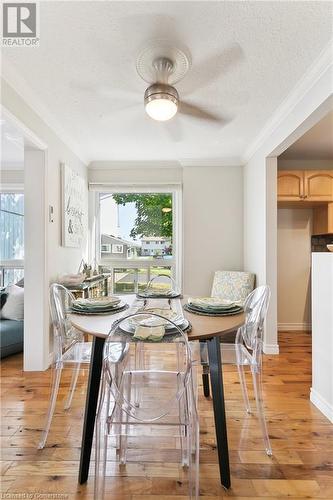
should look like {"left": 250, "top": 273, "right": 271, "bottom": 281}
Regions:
{"left": 145, "top": 274, "right": 179, "bottom": 294}
{"left": 211, "top": 270, "right": 255, "bottom": 304}
{"left": 240, "top": 285, "right": 271, "bottom": 353}
{"left": 103, "top": 311, "right": 194, "bottom": 424}
{"left": 49, "top": 283, "right": 78, "bottom": 360}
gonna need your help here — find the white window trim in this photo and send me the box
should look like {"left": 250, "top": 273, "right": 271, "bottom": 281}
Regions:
{"left": 93, "top": 185, "right": 183, "bottom": 291}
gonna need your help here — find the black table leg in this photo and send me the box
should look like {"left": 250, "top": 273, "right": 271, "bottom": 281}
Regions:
{"left": 207, "top": 336, "right": 231, "bottom": 489}
{"left": 200, "top": 340, "right": 210, "bottom": 397}
{"left": 79, "top": 336, "right": 105, "bottom": 484}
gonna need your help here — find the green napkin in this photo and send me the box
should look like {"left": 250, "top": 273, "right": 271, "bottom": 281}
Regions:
{"left": 133, "top": 325, "right": 165, "bottom": 341}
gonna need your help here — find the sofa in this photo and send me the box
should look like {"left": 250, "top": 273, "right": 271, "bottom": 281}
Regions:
{"left": 0, "top": 290, "right": 24, "bottom": 359}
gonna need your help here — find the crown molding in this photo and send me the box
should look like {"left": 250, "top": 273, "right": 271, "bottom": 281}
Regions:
{"left": 180, "top": 157, "right": 243, "bottom": 167}
{"left": 89, "top": 158, "right": 242, "bottom": 169}
{"left": 1, "top": 59, "right": 88, "bottom": 165}
{"left": 88, "top": 160, "right": 182, "bottom": 170}
{"left": 242, "top": 39, "right": 333, "bottom": 164}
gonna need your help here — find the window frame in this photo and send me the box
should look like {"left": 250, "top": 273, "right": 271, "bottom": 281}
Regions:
{"left": 94, "top": 185, "right": 182, "bottom": 292}
{"left": 0, "top": 190, "right": 24, "bottom": 287}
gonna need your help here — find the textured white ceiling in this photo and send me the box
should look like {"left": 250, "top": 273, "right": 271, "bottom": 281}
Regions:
{"left": 2, "top": 1, "right": 332, "bottom": 162}
{"left": 282, "top": 111, "right": 333, "bottom": 160}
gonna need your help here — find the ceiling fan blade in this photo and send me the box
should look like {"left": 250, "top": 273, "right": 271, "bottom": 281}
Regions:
{"left": 179, "top": 101, "right": 229, "bottom": 124}
{"left": 71, "top": 81, "right": 139, "bottom": 100}
{"left": 161, "top": 116, "right": 183, "bottom": 143}
{"left": 70, "top": 81, "right": 141, "bottom": 114}
{"left": 179, "top": 43, "right": 245, "bottom": 96}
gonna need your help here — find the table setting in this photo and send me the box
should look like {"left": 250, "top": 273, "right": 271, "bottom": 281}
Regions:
{"left": 184, "top": 296, "right": 243, "bottom": 316}
{"left": 116, "top": 297, "right": 192, "bottom": 341}
{"left": 69, "top": 296, "right": 129, "bottom": 315}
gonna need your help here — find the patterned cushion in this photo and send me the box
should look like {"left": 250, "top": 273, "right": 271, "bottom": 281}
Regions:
{"left": 211, "top": 271, "right": 255, "bottom": 304}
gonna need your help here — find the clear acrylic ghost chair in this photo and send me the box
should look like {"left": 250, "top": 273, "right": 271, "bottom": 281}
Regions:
{"left": 221, "top": 285, "right": 272, "bottom": 455}
{"left": 94, "top": 312, "right": 199, "bottom": 499}
{"left": 200, "top": 270, "right": 255, "bottom": 397}
{"left": 38, "top": 283, "right": 125, "bottom": 449}
{"left": 143, "top": 273, "right": 180, "bottom": 296}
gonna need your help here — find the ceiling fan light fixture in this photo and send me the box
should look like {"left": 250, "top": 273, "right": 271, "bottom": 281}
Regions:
{"left": 144, "top": 84, "right": 178, "bottom": 121}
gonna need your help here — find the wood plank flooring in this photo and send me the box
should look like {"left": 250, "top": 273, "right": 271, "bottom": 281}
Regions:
{"left": 1, "top": 332, "right": 333, "bottom": 499}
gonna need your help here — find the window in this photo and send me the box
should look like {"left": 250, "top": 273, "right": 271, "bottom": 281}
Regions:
{"left": 112, "top": 244, "right": 123, "bottom": 254}
{"left": 101, "top": 244, "right": 111, "bottom": 253}
{"left": 97, "top": 188, "right": 181, "bottom": 293}
{"left": 0, "top": 193, "right": 24, "bottom": 287}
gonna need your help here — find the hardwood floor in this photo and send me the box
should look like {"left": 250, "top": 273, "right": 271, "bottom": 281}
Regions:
{"left": 1, "top": 332, "right": 333, "bottom": 499}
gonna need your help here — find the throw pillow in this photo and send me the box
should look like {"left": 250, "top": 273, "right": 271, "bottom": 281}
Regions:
{"left": 0, "top": 291, "right": 8, "bottom": 319}
{"left": 1, "top": 284, "right": 24, "bottom": 321}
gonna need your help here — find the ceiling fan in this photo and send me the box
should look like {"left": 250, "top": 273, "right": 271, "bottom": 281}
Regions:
{"left": 136, "top": 42, "right": 226, "bottom": 124}
{"left": 73, "top": 40, "right": 244, "bottom": 138}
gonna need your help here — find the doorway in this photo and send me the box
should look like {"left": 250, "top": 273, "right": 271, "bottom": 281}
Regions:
{"left": 276, "top": 112, "right": 333, "bottom": 335}
{"left": 1, "top": 107, "right": 49, "bottom": 370}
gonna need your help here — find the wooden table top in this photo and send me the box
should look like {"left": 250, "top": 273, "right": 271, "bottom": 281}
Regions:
{"left": 70, "top": 295, "right": 245, "bottom": 342}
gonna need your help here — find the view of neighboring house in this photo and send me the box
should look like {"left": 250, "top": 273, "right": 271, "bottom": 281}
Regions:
{"left": 141, "top": 236, "right": 171, "bottom": 257}
{"left": 100, "top": 234, "right": 140, "bottom": 260}
{"left": 101, "top": 234, "right": 172, "bottom": 260}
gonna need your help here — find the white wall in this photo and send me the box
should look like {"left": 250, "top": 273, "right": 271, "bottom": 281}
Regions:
{"left": 2, "top": 78, "right": 88, "bottom": 370}
{"left": 277, "top": 208, "right": 313, "bottom": 330}
{"left": 243, "top": 50, "right": 333, "bottom": 354}
{"left": 89, "top": 163, "right": 244, "bottom": 296}
{"left": 183, "top": 166, "right": 243, "bottom": 295}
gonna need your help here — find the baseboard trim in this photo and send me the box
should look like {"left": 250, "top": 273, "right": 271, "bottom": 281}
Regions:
{"left": 310, "top": 388, "right": 333, "bottom": 423}
{"left": 263, "top": 343, "right": 279, "bottom": 355}
{"left": 278, "top": 323, "right": 311, "bottom": 332}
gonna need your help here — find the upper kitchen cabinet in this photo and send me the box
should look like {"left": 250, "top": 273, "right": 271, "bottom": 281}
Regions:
{"left": 277, "top": 171, "right": 304, "bottom": 201}
{"left": 277, "top": 170, "right": 333, "bottom": 202}
{"left": 303, "top": 171, "right": 333, "bottom": 201}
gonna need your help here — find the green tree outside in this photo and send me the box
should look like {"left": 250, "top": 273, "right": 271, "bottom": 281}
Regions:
{"left": 112, "top": 193, "right": 172, "bottom": 240}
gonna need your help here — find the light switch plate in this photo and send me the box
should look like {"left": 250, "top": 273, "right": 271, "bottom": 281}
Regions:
{"left": 49, "top": 205, "right": 54, "bottom": 223}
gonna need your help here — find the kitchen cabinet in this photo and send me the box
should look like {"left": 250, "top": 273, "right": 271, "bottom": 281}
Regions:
{"left": 304, "top": 171, "right": 333, "bottom": 201}
{"left": 277, "top": 170, "right": 333, "bottom": 202}
{"left": 277, "top": 171, "right": 304, "bottom": 201}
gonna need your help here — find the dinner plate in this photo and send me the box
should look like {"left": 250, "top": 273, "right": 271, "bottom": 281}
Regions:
{"left": 73, "top": 296, "right": 121, "bottom": 308}
{"left": 184, "top": 303, "right": 243, "bottom": 317}
{"left": 188, "top": 296, "right": 241, "bottom": 309}
{"left": 70, "top": 302, "right": 128, "bottom": 315}
{"left": 189, "top": 302, "right": 240, "bottom": 312}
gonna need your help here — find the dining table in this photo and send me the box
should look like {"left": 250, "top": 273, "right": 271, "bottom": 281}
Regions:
{"left": 70, "top": 294, "right": 244, "bottom": 490}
